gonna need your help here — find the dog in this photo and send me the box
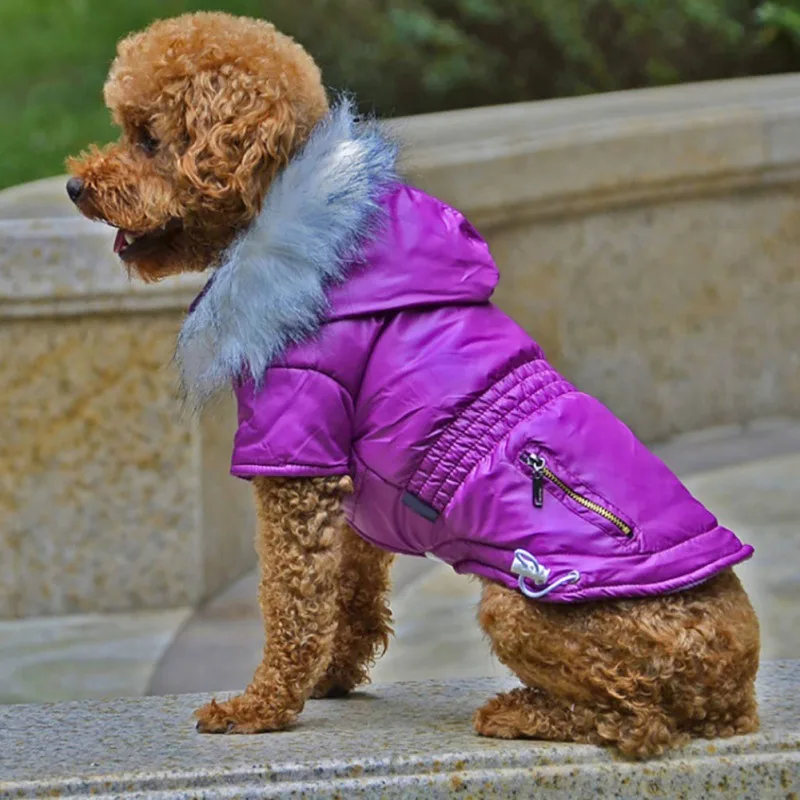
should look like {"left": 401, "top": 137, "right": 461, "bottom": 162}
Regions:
{"left": 67, "top": 12, "right": 760, "bottom": 758}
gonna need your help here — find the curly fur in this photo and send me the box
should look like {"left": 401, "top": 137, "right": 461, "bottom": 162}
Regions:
{"left": 311, "top": 525, "right": 395, "bottom": 699}
{"left": 195, "top": 476, "right": 359, "bottom": 732}
{"left": 176, "top": 100, "right": 399, "bottom": 408}
{"left": 67, "top": 11, "right": 761, "bottom": 759}
{"left": 67, "top": 12, "right": 330, "bottom": 280}
{"left": 476, "top": 570, "right": 760, "bottom": 758}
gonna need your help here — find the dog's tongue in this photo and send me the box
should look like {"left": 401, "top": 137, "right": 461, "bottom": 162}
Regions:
{"left": 113, "top": 229, "right": 127, "bottom": 254}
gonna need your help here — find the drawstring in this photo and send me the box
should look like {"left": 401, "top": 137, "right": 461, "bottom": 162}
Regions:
{"left": 520, "top": 570, "right": 581, "bottom": 599}
{"left": 510, "top": 549, "right": 580, "bottom": 600}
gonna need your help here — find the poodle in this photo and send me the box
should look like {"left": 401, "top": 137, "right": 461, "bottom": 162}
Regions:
{"left": 66, "top": 12, "right": 760, "bottom": 759}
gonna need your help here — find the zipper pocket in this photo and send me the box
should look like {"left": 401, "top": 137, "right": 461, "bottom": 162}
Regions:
{"left": 521, "top": 452, "right": 633, "bottom": 538}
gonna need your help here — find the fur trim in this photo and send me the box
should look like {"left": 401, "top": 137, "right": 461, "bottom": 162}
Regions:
{"left": 176, "top": 99, "right": 399, "bottom": 409}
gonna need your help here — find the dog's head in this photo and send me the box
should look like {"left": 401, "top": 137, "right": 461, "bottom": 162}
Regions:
{"left": 66, "top": 12, "right": 329, "bottom": 281}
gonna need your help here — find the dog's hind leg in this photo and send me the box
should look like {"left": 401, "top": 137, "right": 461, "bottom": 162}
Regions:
{"left": 667, "top": 570, "right": 760, "bottom": 741}
{"left": 476, "top": 579, "right": 691, "bottom": 758}
{"left": 311, "top": 525, "right": 394, "bottom": 698}
{"left": 477, "top": 571, "right": 760, "bottom": 758}
{"left": 474, "top": 684, "right": 685, "bottom": 758}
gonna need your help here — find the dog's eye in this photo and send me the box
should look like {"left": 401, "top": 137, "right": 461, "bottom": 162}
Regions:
{"left": 138, "top": 128, "right": 159, "bottom": 156}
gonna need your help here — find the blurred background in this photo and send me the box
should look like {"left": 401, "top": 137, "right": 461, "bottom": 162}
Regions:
{"left": 1, "top": 1, "right": 799, "bottom": 707}
{"left": 4, "top": 0, "right": 800, "bottom": 189}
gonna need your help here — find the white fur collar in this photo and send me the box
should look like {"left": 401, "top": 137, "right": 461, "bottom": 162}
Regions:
{"left": 176, "top": 100, "right": 399, "bottom": 409}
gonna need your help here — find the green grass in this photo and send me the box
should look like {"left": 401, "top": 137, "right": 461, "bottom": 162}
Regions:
{"left": 0, "top": 0, "right": 271, "bottom": 189}
{"left": 1, "top": 0, "right": 795, "bottom": 190}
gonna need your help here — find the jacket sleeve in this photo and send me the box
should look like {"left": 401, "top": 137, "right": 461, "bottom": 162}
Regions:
{"left": 230, "top": 367, "right": 354, "bottom": 479}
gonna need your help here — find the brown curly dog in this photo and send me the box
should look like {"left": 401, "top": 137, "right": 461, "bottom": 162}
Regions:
{"left": 67, "top": 12, "right": 760, "bottom": 759}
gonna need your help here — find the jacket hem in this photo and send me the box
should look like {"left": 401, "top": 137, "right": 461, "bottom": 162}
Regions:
{"left": 230, "top": 463, "right": 351, "bottom": 480}
{"left": 546, "top": 541, "right": 754, "bottom": 603}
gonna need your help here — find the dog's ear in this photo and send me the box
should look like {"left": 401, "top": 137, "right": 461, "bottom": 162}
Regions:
{"left": 178, "top": 69, "right": 303, "bottom": 221}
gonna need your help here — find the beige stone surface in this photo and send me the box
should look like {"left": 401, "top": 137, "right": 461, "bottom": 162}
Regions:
{"left": 0, "top": 207, "right": 255, "bottom": 618}
{"left": 198, "top": 392, "right": 257, "bottom": 601}
{"left": 0, "top": 179, "right": 203, "bottom": 320}
{"left": 685, "top": 453, "right": 800, "bottom": 662}
{"left": 393, "top": 73, "right": 800, "bottom": 225}
{"left": 0, "top": 175, "right": 85, "bottom": 218}
{"left": 0, "top": 607, "right": 190, "bottom": 704}
{"left": 490, "top": 187, "right": 800, "bottom": 441}
{"left": 2, "top": 76, "right": 800, "bottom": 619}
{"left": 0, "top": 216, "right": 203, "bottom": 319}
{"left": 0, "top": 314, "right": 199, "bottom": 617}
{"left": 0, "top": 313, "right": 257, "bottom": 619}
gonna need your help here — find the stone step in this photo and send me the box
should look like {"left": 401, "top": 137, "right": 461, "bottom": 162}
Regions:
{"left": 1, "top": 661, "right": 798, "bottom": 798}
{"left": 0, "top": 608, "right": 190, "bottom": 705}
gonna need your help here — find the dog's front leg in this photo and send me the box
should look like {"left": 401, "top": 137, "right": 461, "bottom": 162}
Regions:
{"left": 311, "top": 525, "right": 394, "bottom": 698}
{"left": 195, "top": 475, "right": 350, "bottom": 734}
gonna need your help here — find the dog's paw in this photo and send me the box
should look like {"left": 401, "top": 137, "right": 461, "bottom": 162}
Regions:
{"left": 194, "top": 694, "right": 295, "bottom": 734}
{"left": 310, "top": 664, "right": 370, "bottom": 699}
{"left": 473, "top": 702, "right": 522, "bottom": 739}
{"left": 310, "top": 682, "right": 351, "bottom": 699}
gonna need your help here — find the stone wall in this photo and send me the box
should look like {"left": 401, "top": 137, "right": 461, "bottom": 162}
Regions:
{"left": 0, "top": 204, "right": 253, "bottom": 618}
{"left": 1, "top": 73, "right": 798, "bottom": 618}
{"left": 390, "top": 73, "right": 800, "bottom": 439}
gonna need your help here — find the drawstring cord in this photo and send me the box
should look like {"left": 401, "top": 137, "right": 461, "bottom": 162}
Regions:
{"left": 510, "top": 549, "right": 580, "bottom": 600}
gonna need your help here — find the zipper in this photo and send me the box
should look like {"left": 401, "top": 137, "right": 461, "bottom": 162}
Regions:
{"left": 521, "top": 452, "right": 633, "bottom": 538}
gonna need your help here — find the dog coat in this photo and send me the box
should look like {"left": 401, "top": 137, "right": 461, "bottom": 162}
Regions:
{"left": 180, "top": 101, "right": 753, "bottom": 603}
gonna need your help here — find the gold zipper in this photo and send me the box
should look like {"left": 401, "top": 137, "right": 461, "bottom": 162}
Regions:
{"left": 522, "top": 453, "right": 633, "bottom": 538}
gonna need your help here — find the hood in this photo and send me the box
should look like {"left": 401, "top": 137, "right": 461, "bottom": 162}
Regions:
{"left": 176, "top": 99, "right": 497, "bottom": 408}
{"left": 324, "top": 184, "right": 498, "bottom": 321}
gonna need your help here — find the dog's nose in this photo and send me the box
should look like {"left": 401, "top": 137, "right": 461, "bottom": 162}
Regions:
{"left": 66, "top": 177, "right": 85, "bottom": 203}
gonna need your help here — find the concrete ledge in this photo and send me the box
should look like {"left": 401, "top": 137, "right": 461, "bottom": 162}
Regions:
{"left": 2, "top": 661, "right": 798, "bottom": 798}
{"left": 0, "top": 217, "right": 205, "bottom": 320}
{"left": 392, "top": 72, "right": 800, "bottom": 227}
{"left": 3, "top": 74, "right": 800, "bottom": 319}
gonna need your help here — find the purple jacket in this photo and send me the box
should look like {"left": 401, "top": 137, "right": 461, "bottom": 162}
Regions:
{"left": 180, "top": 103, "right": 752, "bottom": 603}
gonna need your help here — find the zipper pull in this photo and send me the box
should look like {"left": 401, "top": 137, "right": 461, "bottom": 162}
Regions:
{"left": 523, "top": 454, "right": 547, "bottom": 508}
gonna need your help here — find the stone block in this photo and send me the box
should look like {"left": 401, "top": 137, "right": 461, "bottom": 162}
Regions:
{"left": 1, "top": 661, "right": 797, "bottom": 798}
{"left": 395, "top": 73, "right": 800, "bottom": 442}
{"left": 0, "top": 207, "right": 254, "bottom": 619}
{"left": 488, "top": 189, "right": 800, "bottom": 440}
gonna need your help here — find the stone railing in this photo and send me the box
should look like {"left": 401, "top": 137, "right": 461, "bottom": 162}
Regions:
{"left": 391, "top": 72, "right": 800, "bottom": 438}
{"left": 2, "top": 73, "right": 799, "bottom": 618}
